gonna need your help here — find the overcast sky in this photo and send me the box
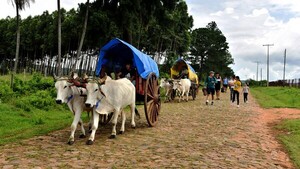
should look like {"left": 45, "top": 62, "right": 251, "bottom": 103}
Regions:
{"left": 1, "top": 0, "right": 300, "bottom": 80}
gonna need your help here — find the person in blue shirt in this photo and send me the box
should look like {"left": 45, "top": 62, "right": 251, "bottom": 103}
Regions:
{"left": 223, "top": 77, "right": 228, "bottom": 93}
{"left": 205, "top": 71, "right": 217, "bottom": 105}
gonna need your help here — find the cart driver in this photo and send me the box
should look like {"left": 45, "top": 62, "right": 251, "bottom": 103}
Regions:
{"left": 119, "top": 63, "right": 136, "bottom": 85}
{"left": 179, "top": 67, "right": 188, "bottom": 79}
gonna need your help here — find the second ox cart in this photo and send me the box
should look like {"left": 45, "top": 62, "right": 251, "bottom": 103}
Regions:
{"left": 170, "top": 59, "right": 199, "bottom": 100}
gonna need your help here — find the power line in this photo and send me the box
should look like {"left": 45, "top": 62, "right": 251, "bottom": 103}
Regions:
{"left": 263, "top": 44, "right": 274, "bottom": 87}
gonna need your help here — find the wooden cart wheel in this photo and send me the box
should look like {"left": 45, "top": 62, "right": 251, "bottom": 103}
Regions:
{"left": 144, "top": 73, "right": 161, "bottom": 127}
{"left": 99, "top": 112, "right": 113, "bottom": 126}
{"left": 191, "top": 84, "right": 197, "bottom": 100}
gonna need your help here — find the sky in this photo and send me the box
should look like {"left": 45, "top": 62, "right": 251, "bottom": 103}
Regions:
{"left": 1, "top": 0, "right": 300, "bottom": 81}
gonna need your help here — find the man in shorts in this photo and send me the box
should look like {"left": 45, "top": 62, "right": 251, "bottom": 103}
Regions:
{"left": 205, "top": 71, "right": 217, "bottom": 105}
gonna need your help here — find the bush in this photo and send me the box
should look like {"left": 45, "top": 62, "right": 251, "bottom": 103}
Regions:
{"left": 28, "top": 90, "right": 56, "bottom": 111}
{"left": 0, "top": 80, "right": 14, "bottom": 103}
{"left": 0, "top": 73, "right": 57, "bottom": 111}
{"left": 15, "top": 98, "right": 32, "bottom": 112}
{"left": 246, "top": 79, "right": 268, "bottom": 87}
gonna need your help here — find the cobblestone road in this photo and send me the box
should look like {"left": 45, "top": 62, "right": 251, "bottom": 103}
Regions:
{"left": 0, "top": 93, "right": 299, "bottom": 168}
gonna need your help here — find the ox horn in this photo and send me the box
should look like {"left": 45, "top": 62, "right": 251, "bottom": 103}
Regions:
{"left": 52, "top": 73, "right": 59, "bottom": 81}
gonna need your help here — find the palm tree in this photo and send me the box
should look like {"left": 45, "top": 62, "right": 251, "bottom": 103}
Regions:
{"left": 11, "top": 0, "right": 35, "bottom": 74}
{"left": 72, "top": 0, "right": 90, "bottom": 74}
{"left": 57, "top": 0, "right": 62, "bottom": 76}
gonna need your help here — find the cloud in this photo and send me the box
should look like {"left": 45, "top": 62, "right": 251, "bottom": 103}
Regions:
{"left": 245, "top": 8, "right": 268, "bottom": 17}
{"left": 186, "top": 0, "right": 300, "bottom": 81}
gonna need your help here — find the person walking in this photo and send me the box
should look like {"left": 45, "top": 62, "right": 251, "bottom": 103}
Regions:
{"left": 215, "top": 72, "right": 222, "bottom": 100}
{"left": 232, "top": 76, "right": 242, "bottom": 108}
{"left": 205, "top": 71, "right": 217, "bottom": 105}
{"left": 228, "top": 75, "right": 235, "bottom": 102}
{"left": 243, "top": 83, "right": 250, "bottom": 103}
{"left": 223, "top": 77, "right": 228, "bottom": 93}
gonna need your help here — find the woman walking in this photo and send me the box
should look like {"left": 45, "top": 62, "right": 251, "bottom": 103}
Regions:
{"left": 228, "top": 75, "right": 235, "bottom": 102}
{"left": 215, "top": 72, "right": 222, "bottom": 100}
{"left": 232, "top": 76, "right": 242, "bottom": 108}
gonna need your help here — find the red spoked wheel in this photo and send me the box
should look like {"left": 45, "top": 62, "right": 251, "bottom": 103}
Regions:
{"left": 144, "top": 73, "right": 161, "bottom": 127}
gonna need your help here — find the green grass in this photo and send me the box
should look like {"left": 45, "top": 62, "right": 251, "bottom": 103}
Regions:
{"left": 252, "top": 87, "right": 300, "bottom": 168}
{"left": 0, "top": 102, "right": 89, "bottom": 145}
{"left": 0, "top": 73, "right": 89, "bottom": 145}
{"left": 251, "top": 87, "right": 300, "bottom": 109}
{"left": 276, "top": 119, "right": 300, "bottom": 168}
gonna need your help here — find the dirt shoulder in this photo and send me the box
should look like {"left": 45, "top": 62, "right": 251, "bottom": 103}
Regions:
{"left": 0, "top": 92, "right": 299, "bottom": 168}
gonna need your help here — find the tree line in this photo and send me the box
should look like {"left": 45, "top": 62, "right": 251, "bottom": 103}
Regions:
{"left": 0, "top": 0, "right": 233, "bottom": 79}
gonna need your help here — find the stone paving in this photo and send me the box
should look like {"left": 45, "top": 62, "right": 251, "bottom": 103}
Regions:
{"left": 0, "top": 93, "right": 298, "bottom": 168}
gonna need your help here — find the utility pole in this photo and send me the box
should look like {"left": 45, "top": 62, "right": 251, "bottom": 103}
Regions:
{"left": 261, "top": 68, "right": 263, "bottom": 81}
{"left": 283, "top": 49, "right": 286, "bottom": 81}
{"left": 263, "top": 44, "right": 274, "bottom": 87}
{"left": 254, "top": 61, "right": 260, "bottom": 81}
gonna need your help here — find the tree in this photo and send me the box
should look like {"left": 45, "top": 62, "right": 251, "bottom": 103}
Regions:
{"left": 190, "top": 21, "right": 234, "bottom": 78}
{"left": 57, "top": 0, "right": 62, "bottom": 76}
{"left": 72, "top": 0, "right": 90, "bottom": 73}
{"left": 11, "top": 0, "right": 35, "bottom": 74}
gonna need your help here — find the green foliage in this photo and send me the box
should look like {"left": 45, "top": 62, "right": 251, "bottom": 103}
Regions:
{"left": 0, "top": 73, "right": 58, "bottom": 111}
{"left": 189, "top": 21, "right": 234, "bottom": 78}
{"left": 0, "top": 74, "right": 90, "bottom": 145}
{"left": 276, "top": 119, "right": 300, "bottom": 168}
{"left": 251, "top": 87, "right": 300, "bottom": 108}
{"left": 0, "top": 80, "right": 14, "bottom": 103}
{"left": 12, "top": 73, "right": 53, "bottom": 95}
{"left": 246, "top": 79, "right": 268, "bottom": 87}
{"left": 0, "top": 102, "right": 77, "bottom": 145}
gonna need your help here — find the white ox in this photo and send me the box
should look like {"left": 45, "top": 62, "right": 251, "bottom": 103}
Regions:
{"left": 173, "top": 79, "right": 191, "bottom": 102}
{"left": 160, "top": 78, "right": 173, "bottom": 102}
{"left": 55, "top": 77, "right": 92, "bottom": 145}
{"left": 85, "top": 78, "right": 136, "bottom": 145}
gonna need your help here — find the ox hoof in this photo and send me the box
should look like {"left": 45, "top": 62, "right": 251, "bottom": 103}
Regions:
{"left": 86, "top": 140, "right": 94, "bottom": 145}
{"left": 109, "top": 135, "right": 116, "bottom": 139}
{"left": 79, "top": 134, "right": 86, "bottom": 138}
{"left": 118, "top": 131, "right": 124, "bottom": 135}
{"left": 131, "top": 125, "right": 136, "bottom": 129}
{"left": 67, "top": 140, "right": 75, "bottom": 145}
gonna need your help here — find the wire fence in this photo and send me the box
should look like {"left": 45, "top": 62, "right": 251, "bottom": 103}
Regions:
{"left": 269, "top": 79, "right": 300, "bottom": 87}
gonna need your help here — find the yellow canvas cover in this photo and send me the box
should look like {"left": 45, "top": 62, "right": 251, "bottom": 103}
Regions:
{"left": 170, "top": 59, "right": 198, "bottom": 84}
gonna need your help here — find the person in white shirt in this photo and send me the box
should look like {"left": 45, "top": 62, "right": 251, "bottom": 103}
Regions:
{"left": 243, "top": 83, "right": 250, "bottom": 103}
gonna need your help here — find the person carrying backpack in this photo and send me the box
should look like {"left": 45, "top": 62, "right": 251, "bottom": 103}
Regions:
{"left": 205, "top": 71, "right": 217, "bottom": 105}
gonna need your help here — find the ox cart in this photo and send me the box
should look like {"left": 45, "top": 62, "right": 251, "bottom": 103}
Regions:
{"left": 95, "top": 38, "right": 161, "bottom": 127}
{"left": 170, "top": 59, "right": 199, "bottom": 100}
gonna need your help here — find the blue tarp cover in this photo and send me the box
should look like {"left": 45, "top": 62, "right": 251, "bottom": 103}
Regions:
{"left": 96, "top": 38, "right": 159, "bottom": 79}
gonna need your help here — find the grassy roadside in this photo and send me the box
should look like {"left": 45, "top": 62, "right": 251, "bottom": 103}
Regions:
{"left": 251, "top": 87, "right": 300, "bottom": 108}
{"left": 251, "top": 87, "right": 300, "bottom": 168}
{"left": 276, "top": 119, "right": 300, "bottom": 168}
{"left": 0, "top": 73, "right": 88, "bottom": 145}
{"left": 0, "top": 103, "right": 78, "bottom": 145}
